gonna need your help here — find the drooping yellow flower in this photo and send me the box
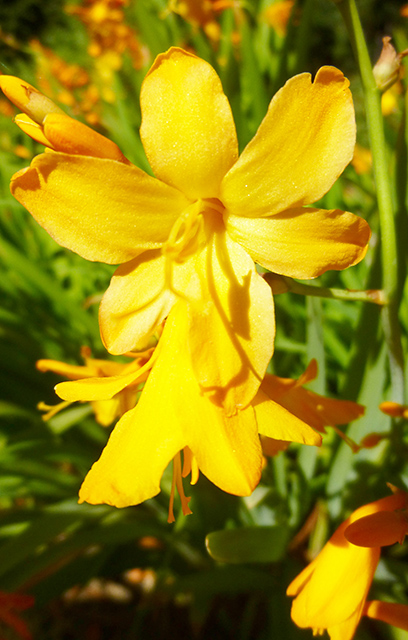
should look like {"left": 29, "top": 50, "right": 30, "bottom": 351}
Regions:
{"left": 37, "top": 346, "right": 151, "bottom": 426}
{"left": 55, "top": 301, "right": 321, "bottom": 511}
{"left": 1, "top": 48, "right": 370, "bottom": 508}
{"left": 258, "top": 359, "right": 365, "bottom": 455}
{"left": 287, "top": 490, "right": 408, "bottom": 640}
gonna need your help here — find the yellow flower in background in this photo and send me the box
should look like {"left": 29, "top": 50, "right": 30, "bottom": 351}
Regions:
{"left": 1, "top": 48, "right": 370, "bottom": 510}
{"left": 259, "top": 359, "right": 365, "bottom": 455}
{"left": 287, "top": 490, "right": 408, "bottom": 640}
{"left": 37, "top": 346, "right": 151, "bottom": 426}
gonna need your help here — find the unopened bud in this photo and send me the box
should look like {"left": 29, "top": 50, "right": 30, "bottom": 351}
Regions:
{"left": 373, "top": 36, "right": 408, "bottom": 93}
{"left": 0, "top": 76, "right": 64, "bottom": 124}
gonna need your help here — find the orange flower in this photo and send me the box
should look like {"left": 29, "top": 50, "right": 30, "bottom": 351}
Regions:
{"left": 287, "top": 490, "right": 408, "bottom": 639}
{"left": 258, "top": 359, "right": 364, "bottom": 454}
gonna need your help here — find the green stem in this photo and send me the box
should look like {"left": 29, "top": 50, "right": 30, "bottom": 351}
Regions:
{"left": 336, "top": 0, "right": 405, "bottom": 404}
{"left": 264, "top": 273, "right": 385, "bottom": 304}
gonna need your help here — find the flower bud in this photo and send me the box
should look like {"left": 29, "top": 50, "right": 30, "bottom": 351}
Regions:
{"left": 373, "top": 36, "right": 408, "bottom": 93}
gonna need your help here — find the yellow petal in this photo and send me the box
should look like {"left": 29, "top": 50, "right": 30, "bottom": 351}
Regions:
{"left": 15, "top": 114, "right": 54, "bottom": 147}
{"left": 290, "top": 536, "right": 379, "bottom": 629}
{"left": 91, "top": 398, "right": 121, "bottom": 426}
{"left": 140, "top": 47, "right": 238, "bottom": 200}
{"left": 11, "top": 152, "right": 189, "bottom": 264}
{"left": 43, "top": 113, "right": 129, "bottom": 162}
{"left": 254, "top": 388, "right": 322, "bottom": 446}
{"left": 79, "top": 302, "right": 262, "bottom": 507}
{"left": 56, "top": 355, "right": 154, "bottom": 401}
{"left": 221, "top": 66, "right": 355, "bottom": 217}
{"left": 186, "top": 214, "right": 275, "bottom": 413}
{"left": 99, "top": 248, "right": 195, "bottom": 354}
{"left": 225, "top": 207, "right": 370, "bottom": 278}
{"left": 36, "top": 358, "right": 99, "bottom": 379}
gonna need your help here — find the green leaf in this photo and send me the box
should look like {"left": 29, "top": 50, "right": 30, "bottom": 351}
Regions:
{"left": 205, "top": 526, "right": 289, "bottom": 564}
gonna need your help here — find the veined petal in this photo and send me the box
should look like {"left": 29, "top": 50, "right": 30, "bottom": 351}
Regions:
{"left": 225, "top": 207, "right": 370, "bottom": 278}
{"left": 254, "top": 388, "right": 321, "bottom": 446}
{"left": 11, "top": 152, "right": 189, "bottom": 264}
{"left": 186, "top": 215, "right": 275, "bottom": 413}
{"left": 140, "top": 47, "right": 238, "bottom": 200}
{"left": 221, "top": 66, "right": 355, "bottom": 217}
{"left": 99, "top": 248, "right": 195, "bottom": 354}
{"left": 79, "top": 302, "right": 262, "bottom": 507}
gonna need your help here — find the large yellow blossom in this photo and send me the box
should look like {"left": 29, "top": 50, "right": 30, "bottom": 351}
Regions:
{"left": 1, "top": 48, "right": 370, "bottom": 508}
{"left": 287, "top": 490, "right": 408, "bottom": 639}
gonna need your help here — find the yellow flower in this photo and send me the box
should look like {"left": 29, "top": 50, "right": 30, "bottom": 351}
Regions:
{"left": 55, "top": 302, "right": 321, "bottom": 511}
{"left": 0, "top": 48, "right": 370, "bottom": 508}
{"left": 258, "top": 359, "right": 365, "bottom": 454}
{"left": 287, "top": 490, "right": 408, "bottom": 640}
{"left": 36, "top": 346, "right": 150, "bottom": 426}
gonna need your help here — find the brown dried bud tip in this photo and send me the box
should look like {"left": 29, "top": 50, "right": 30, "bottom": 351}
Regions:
{"left": 373, "top": 36, "right": 408, "bottom": 93}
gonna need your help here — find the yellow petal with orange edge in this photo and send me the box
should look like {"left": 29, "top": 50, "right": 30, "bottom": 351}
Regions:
{"left": 254, "top": 388, "right": 321, "bottom": 446}
{"left": 43, "top": 113, "right": 129, "bottom": 162}
{"left": 364, "top": 601, "right": 408, "bottom": 631}
{"left": 225, "top": 207, "right": 370, "bottom": 278}
{"left": 221, "top": 66, "right": 355, "bottom": 217}
{"left": 140, "top": 47, "right": 238, "bottom": 200}
{"left": 79, "top": 302, "right": 262, "bottom": 507}
{"left": 345, "top": 510, "right": 408, "bottom": 547}
{"left": 11, "top": 152, "right": 189, "bottom": 264}
{"left": 186, "top": 215, "right": 274, "bottom": 414}
{"left": 99, "top": 247, "right": 195, "bottom": 354}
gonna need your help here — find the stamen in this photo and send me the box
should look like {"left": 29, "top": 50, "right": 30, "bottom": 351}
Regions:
{"left": 167, "top": 451, "right": 193, "bottom": 523}
{"left": 331, "top": 424, "right": 360, "bottom": 452}
{"left": 182, "top": 446, "right": 200, "bottom": 485}
{"left": 37, "top": 400, "right": 71, "bottom": 421}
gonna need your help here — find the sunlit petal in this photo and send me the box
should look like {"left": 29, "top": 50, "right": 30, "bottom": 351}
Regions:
{"left": 140, "top": 47, "right": 238, "bottom": 199}
{"left": 100, "top": 248, "right": 195, "bottom": 354}
{"left": 221, "top": 67, "right": 355, "bottom": 217}
{"left": 225, "top": 207, "right": 370, "bottom": 278}
{"left": 11, "top": 152, "right": 189, "bottom": 264}
{"left": 187, "top": 214, "right": 275, "bottom": 413}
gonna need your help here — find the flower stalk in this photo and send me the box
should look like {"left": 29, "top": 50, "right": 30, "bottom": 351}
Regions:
{"left": 335, "top": 0, "right": 405, "bottom": 404}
